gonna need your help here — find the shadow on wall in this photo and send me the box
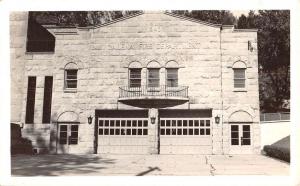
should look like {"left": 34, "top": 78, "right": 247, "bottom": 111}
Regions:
{"left": 11, "top": 154, "right": 116, "bottom": 176}
{"left": 11, "top": 123, "right": 57, "bottom": 154}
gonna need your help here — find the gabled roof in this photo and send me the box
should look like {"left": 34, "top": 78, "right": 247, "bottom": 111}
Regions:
{"left": 85, "top": 11, "right": 224, "bottom": 29}
{"left": 43, "top": 11, "right": 257, "bottom": 32}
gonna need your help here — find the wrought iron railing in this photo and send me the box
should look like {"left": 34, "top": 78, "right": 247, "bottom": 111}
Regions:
{"left": 119, "top": 85, "right": 189, "bottom": 98}
{"left": 260, "top": 112, "right": 290, "bottom": 122}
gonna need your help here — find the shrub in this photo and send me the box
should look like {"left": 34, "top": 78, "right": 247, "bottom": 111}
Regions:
{"left": 263, "top": 145, "right": 290, "bottom": 162}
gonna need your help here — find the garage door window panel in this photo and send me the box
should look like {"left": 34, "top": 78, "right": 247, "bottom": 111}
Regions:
{"left": 160, "top": 119, "right": 211, "bottom": 136}
{"left": 98, "top": 118, "right": 148, "bottom": 136}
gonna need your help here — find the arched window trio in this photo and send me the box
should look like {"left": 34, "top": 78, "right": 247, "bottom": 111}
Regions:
{"left": 128, "top": 61, "right": 179, "bottom": 88}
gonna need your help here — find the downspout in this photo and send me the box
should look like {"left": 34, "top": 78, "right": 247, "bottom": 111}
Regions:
{"left": 220, "top": 25, "right": 224, "bottom": 155}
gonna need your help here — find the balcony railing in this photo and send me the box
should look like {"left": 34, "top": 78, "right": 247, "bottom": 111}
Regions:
{"left": 119, "top": 85, "right": 189, "bottom": 99}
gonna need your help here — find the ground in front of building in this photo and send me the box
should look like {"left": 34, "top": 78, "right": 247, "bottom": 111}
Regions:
{"left": 11, "top": 154, "right": 289, "bottom": 176}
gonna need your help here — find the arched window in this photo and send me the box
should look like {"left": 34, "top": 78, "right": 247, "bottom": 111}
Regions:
{"left": 147, "top": 61, "right": 161, "bottom": 87}
{"left": 165, "top": 61, "right": 179, "bottom": 87}
{"left": 64, "top": 62, "right": 78, "bottom": 90}
{"left": 128, "top": 61, "right": 142, "bottom": 87}
{"left": 232, "top": 61, "right": 247, "bottom": 89}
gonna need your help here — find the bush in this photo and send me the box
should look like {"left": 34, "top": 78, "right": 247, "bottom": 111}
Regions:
{"left": 11, "top": 123, "right": 33, "bottom": 155}
{"left": 263, "top": 145, "right": 290, "bottom": 162}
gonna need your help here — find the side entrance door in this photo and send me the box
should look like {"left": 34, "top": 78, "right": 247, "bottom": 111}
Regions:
{"left": 229, "top": 124, "right": 252, "bottom": 154}
{"left": 57, "top": 124, "right": 79, "bottom": 154}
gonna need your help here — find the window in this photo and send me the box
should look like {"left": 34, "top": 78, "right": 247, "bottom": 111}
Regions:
{"left": 233, "top": 69, "right": 246, "bottom": 88}
{"left": 65, "top": 69, "right": 78, "bottom": 89}
{"left": 59, "top": 124, "right": 79, "bottom": 145}
{"left": 42, "top": 76, "right": 53, "bottom": 123}
{"left": 148, "top": 68, "right": 160, "bottom": 87}
{"left": 25, "top": 76, "right": 36, "bottom": 124}
{"left": 166, "top": 68, "right": 178, "bottom": 87}
{"left": 98, "top": 119, "right": 148, "bottom": 136}
{"left": 231, "top": 125, "right": 239, "bottom": 145}
{"left": 129, "top": 68, "right": 141, "bottom": 87}
{"left": 160, "top": 119, "right": 211, "bottom": 136}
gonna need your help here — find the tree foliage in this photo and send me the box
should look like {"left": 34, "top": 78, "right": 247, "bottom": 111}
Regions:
{"left": 172, "top": 10, "right": 236, "bottom": 25}
{"left": 237, "top": 10, "right": 290, "bottom": 112}
{"left": 29, "top": 11, "right": 142, "bottom": 26}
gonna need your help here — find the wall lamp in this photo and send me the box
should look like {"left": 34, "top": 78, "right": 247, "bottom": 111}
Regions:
{"left": 215, "top": 115, "right": 220, "bottom": 124}
{"left": 88, "top": 115, "right": 93, "bottom": 124}
{"left": 150, "top": 117, "right": 156, "bottom": 124}
{"left": 149, "top": 108, "right": 156, "bottom": 124}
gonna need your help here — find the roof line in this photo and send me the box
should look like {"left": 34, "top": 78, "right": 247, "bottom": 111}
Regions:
{"left": 43, "top": 11, "right": 258, "bottom": 32}
{"left": 82, "top": 11, "right": 144, "bottom": 29}
{"left": 164, "top": 11, "right": 223, "bottom": 28}
{"left": 234, "top": 29, "right": 258, "bottom": 32}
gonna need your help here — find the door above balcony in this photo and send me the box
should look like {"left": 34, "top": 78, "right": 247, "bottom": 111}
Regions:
{"left": 118, "top": 85, "right": 189, "bottom": 108}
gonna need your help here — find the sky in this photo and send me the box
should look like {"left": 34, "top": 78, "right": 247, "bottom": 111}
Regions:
{"left": 231, "top": 10, "right": 251, "bottom": 17}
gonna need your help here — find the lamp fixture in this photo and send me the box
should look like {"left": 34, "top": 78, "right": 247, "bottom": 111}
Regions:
{"left": 215, "top": 115, "right": 220, "bottom": 124}
{"left": 150, "top": 117, "right": 156, "bottom": 124}
{"left": 88, "top": 115, "right": 93, "bottom": 124}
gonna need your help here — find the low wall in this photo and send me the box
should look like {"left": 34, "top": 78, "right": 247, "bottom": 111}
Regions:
{"left": 260, "top": 121, "right": 290, "bottom": 149}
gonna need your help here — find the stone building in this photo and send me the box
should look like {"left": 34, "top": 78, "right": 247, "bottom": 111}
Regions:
{"left": 10, "top": 11, "right": 260, "bottom": 155}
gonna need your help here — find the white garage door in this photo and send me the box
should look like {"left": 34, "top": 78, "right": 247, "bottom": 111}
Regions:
{"left": 159, "top": 118, "right": 212, "bottom": 154}
{"left": 98, "top": 118, "right": 149, "bottom": 154}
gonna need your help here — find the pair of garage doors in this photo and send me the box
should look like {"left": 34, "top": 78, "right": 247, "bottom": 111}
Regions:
{"left": 96, "top": 110, "right": 212, "bottom": 154}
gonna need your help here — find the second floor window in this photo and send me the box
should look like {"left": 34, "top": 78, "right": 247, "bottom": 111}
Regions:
{"left": 233, "top": 69, "right": 246, "bottom": 88}
{"left": 65, "top": 69, "right": 78, "bottom": 89}
{"left": 129, "top": 68, "right": 141, "bottom": 87}
{"left": 148, "top": 68, "right": 160, "bottom": 87}
{"left": 166, "top": 68, "right": 178, "bottom": 87}
{"left": 25, "top": 76, "right": 36, "bottom": 124}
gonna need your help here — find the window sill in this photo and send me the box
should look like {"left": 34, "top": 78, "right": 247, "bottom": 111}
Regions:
{"left": 233, "top": 88, "right": 247, "bottom": 92}
{"left": 25, "top": 52, "right": 55, "bottom": 55}
{"left": 64, "top": 89, "right": 77, "bottom": 93}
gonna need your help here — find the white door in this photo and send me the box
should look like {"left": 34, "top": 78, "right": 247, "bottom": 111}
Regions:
{"left": 57, "top": 124, "right": 79, "bottom": 154}
{"left": 229, "top": 124, "right": 252, "bottom": 154}
{"left": 159, "top": 118, "right": 212, "bottom": 154}
{"left": 97, "top": 118, "right": 149, "bottom": 154}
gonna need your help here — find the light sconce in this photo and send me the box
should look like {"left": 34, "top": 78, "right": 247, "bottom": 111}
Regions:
{"left": 215, "top": 115, "right": 220, "bottom": 124}
{"left": 150, "top": 117, "right": 156, "bottom": 124}
{"left": 149, "top": 108, "right": 157, "bottom": 124}
{"left": 88, "top": 115, "right": 93, "bottom": 124}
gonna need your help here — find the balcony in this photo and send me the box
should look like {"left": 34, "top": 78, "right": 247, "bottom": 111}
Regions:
{"left": 118, "top": 85, "right": 189, "bottom": 108}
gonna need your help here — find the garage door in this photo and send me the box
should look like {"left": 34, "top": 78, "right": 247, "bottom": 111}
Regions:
{"left": 98, "top": 118, "right": 149, "bottom": 154}
{"left": 159, "top": 118, "right": 212, "bottom": 154}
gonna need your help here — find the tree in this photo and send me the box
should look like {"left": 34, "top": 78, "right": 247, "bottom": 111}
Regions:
{"left": 172, "top": 10, "right": 236, "bottom": 25}
{"left": 29, "top": 11, "right": 142, "bottom": 26}
{"left": 237, "top": 10, "right": 290, "bottom": 112}
{"left": 237, "top": 14, "right": 248, "bottom": 28}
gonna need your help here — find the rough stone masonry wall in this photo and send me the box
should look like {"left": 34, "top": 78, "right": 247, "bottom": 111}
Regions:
{"left": 10, "top": 12, "right": 28, "bottom": 123}
{"left": 16, "top": 11, "right": 260, "bottom": 154}
{"left": 10, "top": 12, "right": 53, "bottom": 153}
{"left": 39, "top": 11, "right": 223, "bottom": 154}
{"left": 221, "top": 29, "right": 260, "bottom": 154}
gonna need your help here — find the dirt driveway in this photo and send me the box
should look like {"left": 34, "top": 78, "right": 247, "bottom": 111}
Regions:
{"left": 11, "top": 154, "right": 289, "bottom": 176}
